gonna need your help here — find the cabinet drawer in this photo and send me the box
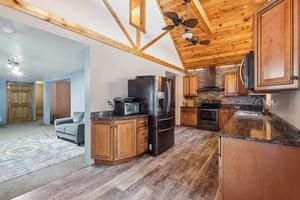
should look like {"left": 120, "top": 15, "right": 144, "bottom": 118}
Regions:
{"left": 137, "top": 118, "right": 148, "bottom": 128}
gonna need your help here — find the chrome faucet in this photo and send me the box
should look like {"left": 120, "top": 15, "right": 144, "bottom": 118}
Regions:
{"left": 254, "top": 96, "right": 265, "bottom": 115}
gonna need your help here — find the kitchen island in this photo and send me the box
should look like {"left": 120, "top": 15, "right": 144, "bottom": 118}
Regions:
{"left": 218, "top": 111, "right": 300, "bottom": 200}
{"left": 91, "top": 112, "right": 148, "bottom": 165}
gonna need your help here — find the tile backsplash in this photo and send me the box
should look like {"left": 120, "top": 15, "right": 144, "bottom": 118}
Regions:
{"left": 187, "top": 66, "right": 264, "bottom": 106}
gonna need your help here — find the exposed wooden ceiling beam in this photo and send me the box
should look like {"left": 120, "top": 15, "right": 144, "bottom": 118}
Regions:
{"left": 0, "top": 0, "right": 184, "bottom": 72}
{"left": 141, "top": 31, "right": 169, "bottom": 51}
{"left": 190, "top": 0, "right": 213, "bottom": 34}
{"left": 103, "top": 0, "right": 136, "bottom": 48}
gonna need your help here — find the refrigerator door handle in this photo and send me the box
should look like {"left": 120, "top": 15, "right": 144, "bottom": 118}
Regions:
{"left": 166, "top": 80, "right": 171, "bottom": 113}
{"left": 159, "top": 127, "right": 173, "bottom": 133}
{"left": 239, "top": 58, "right": 246, "bottom": 86}
{"left": 158, "top": 117, "right": 174, "bottom": 122}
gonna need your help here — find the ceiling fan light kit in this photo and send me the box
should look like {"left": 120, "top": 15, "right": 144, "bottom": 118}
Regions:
{"left": 182, "top": 29, "right": 193, "bottom": 40}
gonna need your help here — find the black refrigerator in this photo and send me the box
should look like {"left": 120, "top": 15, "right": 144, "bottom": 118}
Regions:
{"left": 128, "top": 76, "right": 175, "bottom": 156}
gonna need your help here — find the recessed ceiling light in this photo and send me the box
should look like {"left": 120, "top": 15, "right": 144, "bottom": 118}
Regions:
{"left": 1, "top": 27, "right": 15, "bottom": 34}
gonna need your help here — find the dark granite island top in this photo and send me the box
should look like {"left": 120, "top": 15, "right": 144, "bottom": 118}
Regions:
{"left": 219, "top": 111, "right": 300, "bottom": 147}
{"left": 91, "top": 111, "right": 148, "bottom": 121}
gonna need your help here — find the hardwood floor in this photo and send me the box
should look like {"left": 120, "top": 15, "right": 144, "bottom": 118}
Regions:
{"left": 12, "top": 127, "right": 219, "bottom": 200}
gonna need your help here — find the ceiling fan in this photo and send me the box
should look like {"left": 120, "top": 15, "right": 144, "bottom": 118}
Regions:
{"left": 161, "top": 0, "right": 211, "bottom": 46}
{"left": 162, "top": 12, "right": 198, "bottom": 31}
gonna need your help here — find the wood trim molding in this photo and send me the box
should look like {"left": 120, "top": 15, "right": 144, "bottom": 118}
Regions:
{"left": 141, "top": 31, "right": 168, "bottom": 51}
{"left": 103, "top": 0, "right": 136, "bottom": 48}
{"left": 136, "top": 29, "right": 141, "bottom": 49}
{"left": 0, "top": 0, "right": 184, "bottom": 72}
{"left": 190, "top": 0, "right": 213, "bottom": 34}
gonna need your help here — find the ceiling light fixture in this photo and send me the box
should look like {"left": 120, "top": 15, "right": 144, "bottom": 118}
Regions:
{"left": 182, "top": 29, "right": 193, "bottom": 40}
{"left": 7, "top": 57, "right": 24, "bottom": 76}
{"left": 1, "top": 27, "right": 15, "bottom": 34}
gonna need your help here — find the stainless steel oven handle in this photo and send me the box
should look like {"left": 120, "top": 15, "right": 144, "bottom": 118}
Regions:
{"left": 159, "top": 127, "right": 173, "bottom": 133}
{"left": 158, "top": 117, "right": 174, "bottom": 122}
{"left": 239, "top": 58, "right": 245, "bottom": 86}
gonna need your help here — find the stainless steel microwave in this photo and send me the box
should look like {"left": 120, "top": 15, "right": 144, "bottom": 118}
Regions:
{"left": 240, "top": 51, "right": 254, "bottom": 90}
{"left": 114, "top": 97, "right": 140, "bottom": 116}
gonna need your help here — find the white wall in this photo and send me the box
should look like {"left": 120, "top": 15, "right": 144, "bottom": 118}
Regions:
{"left": 0, "top": 5, "right": 184, "bottom": 164}
{"left": 24, "top": 0, "right": 183, "bottom": 67}
{"left": 270, "top": 90, "right": 300, "bottom": 129}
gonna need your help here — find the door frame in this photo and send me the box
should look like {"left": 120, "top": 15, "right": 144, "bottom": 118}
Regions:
{"left": 6, "top": 81, "right": 34, "bottom": 124}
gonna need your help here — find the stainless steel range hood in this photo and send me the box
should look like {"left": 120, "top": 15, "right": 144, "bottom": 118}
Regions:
{"left": 200, "top": 67, "right": 224, "bottom": 92}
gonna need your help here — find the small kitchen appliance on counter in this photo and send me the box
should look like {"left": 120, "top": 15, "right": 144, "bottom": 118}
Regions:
{"left": 113, "top": 97, "right": 140, "bottom": 116}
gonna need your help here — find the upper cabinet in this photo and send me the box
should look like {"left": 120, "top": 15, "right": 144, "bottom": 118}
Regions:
{"left": 183, "top": 75, "right": 198, "bottom": 97}
{"left": 254, "top": 0, "right": 300, "bottom": 91}
{"left": 224, "top": 72, "right": 248, "bottom": 96}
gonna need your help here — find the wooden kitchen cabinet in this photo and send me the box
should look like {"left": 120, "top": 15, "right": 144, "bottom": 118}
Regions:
{"left": 183, "top": 75, "right": 198, "bottom": 97}
{"left": 92, "top": 121, "right": 114, "bottom": 160}
{"left": 92, "top": 117, "right": 148, "bottom": 164}
{"left": 181, "top": 107, "right": 198, "bottom": 127}
{"left": 254, "top": 0, "right": 300, "bottom": 91}
{"left": 224, "top": 72, "right": 248, "bottom": 96}
{"left": 219, "top": 137, "right": 300, "bottom": 200}
{"left": 136, "top": 118, "right": 148, "bottom": 155}
{"left": 114, "top": 120, "right": 136, "bottom": 160}
{"left": 224, "top": 72, "right": 238, "bottom": 96}
{"left": 219, "top": 109, "right": 236, "bottom": 130}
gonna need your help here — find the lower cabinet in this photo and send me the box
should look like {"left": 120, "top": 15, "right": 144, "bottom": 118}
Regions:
{"left": 92, "top": 121, "right": 113, "bottom": 161}
{"left": 181, "top": 107, "right": 198, "bottom": 127}
{"left": 92, "top": 117, "right": 148, "bottom": 164}
{"left": 219, "top": 137, "right": 300, "bottom": 200}
{"left": 114, "top": 120, "right": 136, "bottom": 160}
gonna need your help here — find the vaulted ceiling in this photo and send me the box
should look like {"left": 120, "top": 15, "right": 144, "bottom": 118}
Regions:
{"left": 158, "top": 0, "right": 267, "bottom": 69}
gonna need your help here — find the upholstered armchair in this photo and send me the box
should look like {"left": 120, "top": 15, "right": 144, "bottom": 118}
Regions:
{"left": 54, "top": 112, "right": 85, "bottom": 146}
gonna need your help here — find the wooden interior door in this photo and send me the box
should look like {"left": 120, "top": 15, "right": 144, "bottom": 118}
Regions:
{"left": 50, "top": 80, "right": 71, "bottom": 122}
{"left": 224, "top": 72, "right": 238, "bottom": 96}
{"left": 7, "top": 82, "right": 33, "bottom": 123}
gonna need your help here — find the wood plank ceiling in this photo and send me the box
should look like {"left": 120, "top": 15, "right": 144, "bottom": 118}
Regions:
{"left": 158, "top": 0, "right": 267, "bottom": 69}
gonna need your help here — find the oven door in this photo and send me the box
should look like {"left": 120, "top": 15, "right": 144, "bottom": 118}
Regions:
{"left": 200, "top": 109, "right": 218, "bottom": 122}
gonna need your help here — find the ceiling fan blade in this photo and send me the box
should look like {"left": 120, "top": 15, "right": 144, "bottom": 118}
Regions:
{"left": 183, "top": 18, "right": 198, "bottom": 28}
{"left": 199, "top": 40, "right": 211, "bottom": 45}
{"left": 164, "top": 12, "right": 179, "bottom": 21}
{"left": 162, "top": 25, "right": 175, "bottom": 31}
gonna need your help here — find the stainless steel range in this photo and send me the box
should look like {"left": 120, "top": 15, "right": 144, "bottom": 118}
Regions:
{"left": 198, "top": 100, "right": 222, "bottom": 131}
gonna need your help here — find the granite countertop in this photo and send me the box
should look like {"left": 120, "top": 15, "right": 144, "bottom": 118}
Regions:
{"left": 220, "top": 104, "right": 263, "bottom": 112}
{"left": 91, "top": 111, "right": 148, "bottom": 121}
{"left": 181, "top": 106, "right": 198, "bottom": 108}
{"left": 219, "top": 111, "right": 300, "bottom": 147}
